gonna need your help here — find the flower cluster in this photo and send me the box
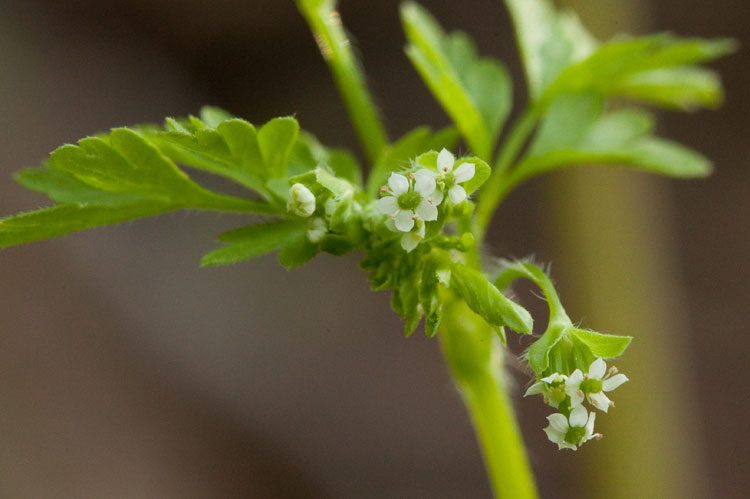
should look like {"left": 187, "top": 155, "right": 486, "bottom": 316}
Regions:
{"left": 376, "top": 149, "right": 475, "bottom": 252}
{"left": 525, "top": 358, "right": 628, "bottom": 450}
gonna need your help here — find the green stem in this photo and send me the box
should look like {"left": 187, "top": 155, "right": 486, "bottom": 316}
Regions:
{"left": 473, "top": 107, "right": 539, "bottom": 243}
{"left": 439, "top": 294, "right": 539, "bottom": 499}
{"left": 296, "top": 0, "right": 389, "bottom": 166}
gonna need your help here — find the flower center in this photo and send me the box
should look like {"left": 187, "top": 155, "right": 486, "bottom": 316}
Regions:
{"left": 580, "top": 378, "right": 603, "bottom": 394}
{"left": 397, "top": 191, "right": 422, "bottom": 210}
{"left": 565, "top": 425, "right": 586, "bottom": 445}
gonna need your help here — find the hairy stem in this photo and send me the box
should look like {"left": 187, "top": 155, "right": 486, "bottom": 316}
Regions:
{"left": 439, "top": 294, "right": 538, "bottom": 499}
{"left": 296, "top": 0, "right": 389, "bottom": 166}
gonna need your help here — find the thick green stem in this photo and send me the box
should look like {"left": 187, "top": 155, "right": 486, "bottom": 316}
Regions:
{"left": 296, "top": 0, "right": 389, "bottom": 166}
{"left": 439, "top": 295, "right": 538, "bottom": 499}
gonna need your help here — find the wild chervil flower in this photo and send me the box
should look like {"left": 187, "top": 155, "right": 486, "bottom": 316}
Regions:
{"left": 436, "top": 148, "right": 475, "bottom": 204}
{"left": 400, "top": 219, "right": 426, "bottom": 253}
{"left": 544, "top": 406, "right": 600, "bottom": 451}
{"left": 565, "top": 358, "right": 629, "bottom": 413}
{"left": 377, "top": 170, "right": 443, "bottom": 232}
{"left": 524, "top": 373, "right": 569, "bottom": 409}
{"left": 288, "top": 183, "right": 316, "bottom": 217}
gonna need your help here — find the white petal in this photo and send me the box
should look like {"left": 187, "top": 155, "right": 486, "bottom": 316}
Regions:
{"left": 388, "top": 173, "right": 409, "bottom": 195}
{"left": 542, "top": 373, "right": 565, "bottom": 384}
{"left": 414, "top": 173, "right": 436, "bottom": 197}
{"left": 589, "top": 392, "right": 612, "bottom": 413}
{"left": 428, "top": 188, "right": 444, "bottom": 206}
{"left": 569, "top": 406, "right": 588, "bottom": 427}
{"left": 547, "top": 413, "right": 569, "bottom": 434}
{"left": 603, "top": 373, "right": 629, "bottom": 392}
{"left": 544, "top": 425, "right": 570, "bottom": 449}
{"left": 584, "top": 411, "right": 596, "bottom": 440}
{"left": 401, "top": 232, "right": 420, "bottom": 252}
{"left": 589, "top": 358, "right": 607, "bottom": 380}
{"left": 415, "top": 222, "right": 425, "bottom": 238}
{"left": 524, "top": 382, "right": 545, "bottom": 397}
{"left": 437, "top": 148, "right": 454, "bottom": 171}
{"left": 566, "top": 370, "right": 583, "bottom": 388}
{"left": 376, "top": 196, "right": 399, "bottom": 215}
{"left": 394, "top": 210, "right": 415, "bottom": 232}
{"left": 448, "top": 185, "right": 466, "bottom": 204}
{"left": 384, "top": 217, "right": 398, "bottom": 232}
{"left": 453, "top": 162, "right": 475, "bottom": 183}
{"left": 415, "top": 199, "right": 438, "bottom": 221}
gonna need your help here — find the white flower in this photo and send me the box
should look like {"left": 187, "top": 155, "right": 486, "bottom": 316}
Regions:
{"left": 306, "top": 217, "right": 327, "bottom": 243}
{"left": 524, "top": 373, "right": 568, "bottom": 409}
{"left": 376, "top": 171, "right": 443, "bottom": 232}
{"left": 565, "top": 358, "right": 629, "bottom": 413}
{"left": 400, "top": 220, "right": 426, "bottom": 252}
{"left": 544, "top": 406, "right": 600, "bottom": 451}
{"left": 436, "top": 148, "right": 475, "bottom": 204}
{"left": 287, "top": 183, "right": 316, "bottom": 217}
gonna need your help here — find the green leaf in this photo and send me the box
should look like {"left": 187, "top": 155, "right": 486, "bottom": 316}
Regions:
{"left": 517, "top": 92, "right": 712, "bottom": 181}
{"left": 570, "top": 328, "right": 632, "bottom": 359}
{"left": 450, "top": 264, "right": 532, "bottom": 333}
{"left": 402, "top": 2, "right": 512, "bottom": 160}
{"left": 545, "top": 34, "right": 735, "bottom": 108}
{"left": 366, "top": 126, "right": 458, "bottom": 197}
{"left": 420, "top": 259, "right": 443, "bottom": 338}
{"left": 504, "top": 0, "right": 597, "bottom": 101}
{"left": 16, "top": 167, "right": 153, "bottom": 206}
{"left": 201, "top": 220, "right": 305, "bottom": 267}
{"left": 608, "top": 66, "right": 725, "bottom": 111}
{"left": 0, "top": 203, "right": 171, "bottom": 248}
{"left": 257, "top": 117, "right": 299, "bottom": 180}
{"left": 199, "top": 106, "right": 234, "bottom": 128}
{"left": 278, "top": 230, "right": 319, "bottom": 269}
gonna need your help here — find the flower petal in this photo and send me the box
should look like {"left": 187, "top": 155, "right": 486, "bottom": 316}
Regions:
{"left": 394, "top": 210, "right": 415, "bottom": 232}
{"left": 388, "top": 173, "right": 410, "bottom": 195}
{"left": 584, "top": 411, "right": 597, "bottom": 440}
{"left": 589, "top": 358, "right": 607, "bottom": 380}
{"left": 416, "top": 199, "right": 438, "bottom": 221}
{"left": 414, "top": 171, "right": 437, "bottom": 196}
{"left": 376, "top": 196, "right": 399, "bottom": 215}
{"left": 569, "top": 406, "right": 588, "bottom": 427}
{"left": 547, "top": 413, "right": 569, "bottom": 434}
{"left": 401, "top": 232, "right": 420, "bottom": 252}
{"left": 448, "top": 185, "right": 466, "bottom": 204}
{"left": 415, "top": 222, "right": 425, "bottom": 238}
{"left": 589, "top": 392, "right": 612, "bottom": 413}
{"left": 384, "top": 217, "right": 397, "bottom": 232}
{"left": 603, "top": 373, "right": 629, "bottom": 392}
{"left": 542, "top": 373, "right": 565, "bottom": 384}
{"left": 437, "top": 148, "right": 454, "bottom": 171}
{"left": 428, "top": 189, "right": 444, "bottom": 206}
{"left": 453, "top": 162, "right": 475, "bottom": 183}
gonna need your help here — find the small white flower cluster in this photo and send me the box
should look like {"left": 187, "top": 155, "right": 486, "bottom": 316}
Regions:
{"left": 376, "top": 149, "right": 474, "bottom": 252}
{"left": 525, "top": 358, "right": 629, "bottom": 450}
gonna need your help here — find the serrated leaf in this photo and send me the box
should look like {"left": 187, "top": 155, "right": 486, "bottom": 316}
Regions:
{"left": 201, "top": 220, "right": 305, "bottom": 266}
{"left": 570, "top": 328, "right": 632, "bottom": 359}
{"left": 0, "top": 203, "right": 171, "bottom": 248}
{"left": 402, "top": 2, "right": 512, "bottom": 160}
{"left": 366, "top": 126, "right": 458, "bottom": 197}
{"left": 199, "top": 106, "right": 234, "bottom": 128}
{"left": 450, "top": 264, "right": 532, "bottom": 333}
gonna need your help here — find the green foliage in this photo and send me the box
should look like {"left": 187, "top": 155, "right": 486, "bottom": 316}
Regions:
{"left": 201, "top": 220, "right": 307, "bottom": 267}
{"left": 401, "top": 2, "right": 512, "bottom": 160}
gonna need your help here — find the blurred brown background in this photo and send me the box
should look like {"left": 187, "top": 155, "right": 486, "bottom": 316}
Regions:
{"left": 0, "top": 0, "right": 747, "bottom": 497}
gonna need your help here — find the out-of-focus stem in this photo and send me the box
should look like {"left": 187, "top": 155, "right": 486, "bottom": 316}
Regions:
{"left": 439, "top": 295, "right": 539, "bottom": 499}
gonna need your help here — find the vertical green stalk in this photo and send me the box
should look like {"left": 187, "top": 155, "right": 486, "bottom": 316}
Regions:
{"left": 439, "top": 294, "right": 538, "bottom": 499}
{"left": 295, "top": 0, "right": 389, "bottom": 165}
